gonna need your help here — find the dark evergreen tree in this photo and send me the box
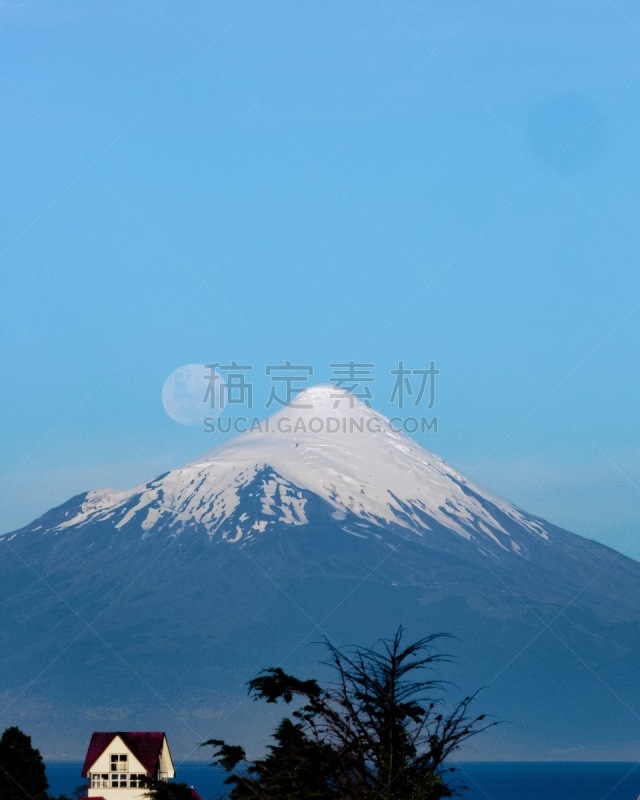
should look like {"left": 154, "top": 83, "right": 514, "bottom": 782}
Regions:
{"left": 205, "top": 629, "right": 495, "bottom": 800}
{"left": 210, "top": 717, "right": 337, "bottom": 800}
{"left": 0, "top": 726, "right": 48, "bottom": 800}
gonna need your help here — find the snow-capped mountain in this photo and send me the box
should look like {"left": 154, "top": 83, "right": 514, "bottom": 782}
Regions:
{"left": 2, "top": 386, "right": 640, "bottom": 760}
{"left": 40, "top": 385, "right": 547, "bottom": 554}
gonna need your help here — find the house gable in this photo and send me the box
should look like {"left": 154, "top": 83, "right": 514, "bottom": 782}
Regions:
{"left": 82, "top": 731, "right": 172, "bottom": 778}
{"left": 85, "top": 734, "right": 147, "bottom": 775}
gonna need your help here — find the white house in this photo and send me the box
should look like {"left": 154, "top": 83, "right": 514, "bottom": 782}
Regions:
{"left": 81, "top": 731, "right": 175, "bottom": 800}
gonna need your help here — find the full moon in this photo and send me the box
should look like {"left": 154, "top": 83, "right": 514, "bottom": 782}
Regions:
{"left": 162, "top": 364, "right": 224, "bottom": 426}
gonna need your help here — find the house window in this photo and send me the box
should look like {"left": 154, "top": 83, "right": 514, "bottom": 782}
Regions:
{"left": 91, "top": 773, "right": 109, "bottom": 788}
{"left": 110, "top": 753, "right": 128, "bottom": 772}
{"left": 129, "top": 774, "right": 147, "bottom": 788}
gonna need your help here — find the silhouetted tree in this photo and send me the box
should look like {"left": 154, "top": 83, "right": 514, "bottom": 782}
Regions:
{"left": 210, "top": 717, "right": 337, "bottom": 800}
{"left": 205, "top": 629, "right": 495, "bottom": 800}
{"left": 0, "top": 726, "right": 48, "bottom": 800}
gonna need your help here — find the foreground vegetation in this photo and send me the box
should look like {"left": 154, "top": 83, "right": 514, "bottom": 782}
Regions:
{"left": 205, "top": 628, "right": 494, "bottom": 800}
{"left": 0, "top": 726, "right": 74, "bottom": 800}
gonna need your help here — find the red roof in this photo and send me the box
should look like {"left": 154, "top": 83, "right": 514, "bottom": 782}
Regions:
{"left": 81, "top": 731, "right": 167, "bottom": 776}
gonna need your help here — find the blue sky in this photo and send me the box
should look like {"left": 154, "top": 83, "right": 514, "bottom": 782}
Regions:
{"left": 1, "top": 0, "right": 639, "bottom": 557}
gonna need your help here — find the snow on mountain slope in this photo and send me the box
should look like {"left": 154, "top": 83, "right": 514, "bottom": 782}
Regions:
{"left": 34, "top": 386, "right": 549, "bottom": 553}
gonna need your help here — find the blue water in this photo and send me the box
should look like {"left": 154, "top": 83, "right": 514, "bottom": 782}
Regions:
{"left": 46, "top": 761, "right": 640, "bottom": 800}
{"left": 454, "top": 763, "right": 640, "bottom": 800}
